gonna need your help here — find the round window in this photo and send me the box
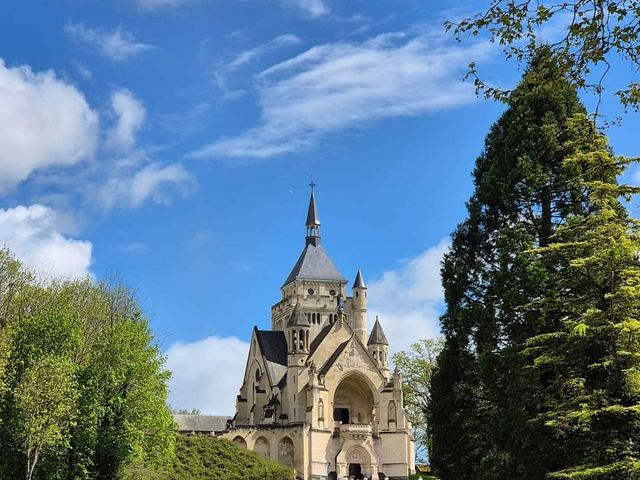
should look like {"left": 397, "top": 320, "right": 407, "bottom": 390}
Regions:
{"left": 329, "top": 289, "right": 336, "bottom": 296}
{"left": 308, "top": 288, "right": 315, "bottom": 295}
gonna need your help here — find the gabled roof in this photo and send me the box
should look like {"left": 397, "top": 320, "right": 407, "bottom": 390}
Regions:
{"left": 173, "top": 414, "right": 230, "bottom": 433}
{"left": 367, "top": 317, "right": 389, "bottom": 346}
{"left": 309, "top": 323, "right": 333, "bottom": 355}
{"left": 319, "top": 340, "right": 350, "bottom": 376}
{"left": 283, "top": 242, "right": 345, "bottom": 287}
{"left": 255, "top": 329, "right": 287, "bottom": 366}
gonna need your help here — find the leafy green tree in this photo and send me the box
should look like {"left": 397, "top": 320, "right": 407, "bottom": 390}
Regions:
{"left": 15, "top": 356, "right": 78, "bottom": 480}
{"left": 446, "top": 0, "right": 640, "bottom": 111}
{"left": 393, "top": 338, "right": 443, "bottom": 462}
{"left": 0, "top": 251, "right": 175, "bottom": 480}
{"left": 428, "top": 49, "right": 625, "bottom": 480}
{"left": 523, "top": 118, "right": 640, "bottom": 479}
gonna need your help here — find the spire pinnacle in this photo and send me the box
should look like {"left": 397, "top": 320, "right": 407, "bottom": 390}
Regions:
{"left": 305, "top": 182, "right": 321, "bottom": 245}
{"left": 353, "top": 269, "right": 366, "bottom": 289}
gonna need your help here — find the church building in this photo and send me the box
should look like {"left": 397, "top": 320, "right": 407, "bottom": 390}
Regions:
{"left": 222, "top": 189, "right": 415, "bottom": 480}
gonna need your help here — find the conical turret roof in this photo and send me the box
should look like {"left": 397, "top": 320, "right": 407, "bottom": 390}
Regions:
{"left": 367, "top": 317, "right": 389, "bottom": 345}
{"left": 352, "top": 269, "right": 366, "bottom": 289}
{"left": 287, "top": 304, "right": 310, "bottom": 327}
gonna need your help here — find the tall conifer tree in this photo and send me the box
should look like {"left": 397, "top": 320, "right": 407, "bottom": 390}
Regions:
{"left": 428, "top": 48, "right": 637, "bottom": 480}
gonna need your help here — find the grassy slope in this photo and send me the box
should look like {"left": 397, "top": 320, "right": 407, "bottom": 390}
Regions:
{"left": 124, "top": 435, "right": 294, "bottom": 480}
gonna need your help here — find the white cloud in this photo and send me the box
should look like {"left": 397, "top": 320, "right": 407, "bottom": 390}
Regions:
{"left": 0, "top": 59, "right": 98, "bottom": 193}
{"left": 64, "top": 22, "right": 153, "bottom": 61}
{"left": 107, "top": 89, "right": 146, "bottom": 151}
{"left": 192, "top": 30, "right": 493, "bottom": 159}
{"left": 281, "top": 0, "right": 329, "bottom": 17}
{"left": 0, "top": 205, "right": 92, "bottom": 279}
{"left": 166, "top": 336, "right": 249, "bottom": 415}
{"left": 229, "top": 34, "right": 302, "bottom": 69}
{"left": 368, "top": 239, "right": 449, "bottom": 354}
{"left": 98, "top": 162, "right": 196, "bottom": 209}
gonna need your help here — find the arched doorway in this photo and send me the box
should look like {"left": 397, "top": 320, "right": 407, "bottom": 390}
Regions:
{"left": 254, "top": 436, "right": 270, "bottom": 458}
{"left": 232, "top": 435, "right": 247, "bottom": 448}
{"left": 332, "top": 373, "right": 376, "bottom": 426}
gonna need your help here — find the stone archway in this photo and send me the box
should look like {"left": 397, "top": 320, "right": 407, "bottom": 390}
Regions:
{"left": 278, "top": 436, "right": 294, "bottom": 466}
{"left": 336, "top": 444, "right": 378, "bottom": 480}
{"left": 332, "top": 372, "right": 377, "bottom": 426}
{"left": 254, "top": 436, "right": 270, "bottom": 458}
{"left": 232, "top": 435, "right": 247, "bottom": 448}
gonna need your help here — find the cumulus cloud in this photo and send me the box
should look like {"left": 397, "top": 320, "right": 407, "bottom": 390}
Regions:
{"left": 64, "top": 22, "right": 153, "bottom": 61}
{"left": 107, "top": 89, "right": 146, "bottom": 151}
{"left": 367, "top": 239, "right": 449, "bottom": 354}
{"left": 192, "top": 30, "right": 493, "bottom": 160}
{"left": 0, "top": 205, "right": 93, "bottom": 278}
{"left": 166, "top": 336, "right": 249, "bottom": 415}
{"left": 98, "top": 162, "right": 196, "bottom": 209}
{"left": 229, "top": 34, "right": 302, "bottom": 69}
{"left": 0, "top": 59, "right": 98, "bottom": 193}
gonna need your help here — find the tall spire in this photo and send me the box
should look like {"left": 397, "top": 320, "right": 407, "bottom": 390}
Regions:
{"left": 305, "top": 179, "right": 321, "bottom": 246}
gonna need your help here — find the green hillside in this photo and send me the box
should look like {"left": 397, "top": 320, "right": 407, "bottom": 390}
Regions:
{"left": 124, "top": 435, "right": 294, "bottom": 480}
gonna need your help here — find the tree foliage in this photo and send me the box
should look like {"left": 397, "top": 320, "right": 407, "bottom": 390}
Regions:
{"left": 124, "top": 435, "right": 294, "bottom": 480}
{"left": 393, "top": 338, "right": 443, "bottom": 462}
{"left": 0, "top": 250, "right": 175, "bottom": 480}
{"left": 446, "top": 0, "right": 640, "bottom": 112}
{"left": 428, "top": 48, "right": 640, "bottom": 480}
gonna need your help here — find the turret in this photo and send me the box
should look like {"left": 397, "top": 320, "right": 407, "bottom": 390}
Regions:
{"left": 287, "top": 303, "right": 310, "bottom": 361}
{"left": 351, "top": 269, "right": 367, "bottom": 343}
{"left": 368, "top": 316, "right": 389, "bottom": 379}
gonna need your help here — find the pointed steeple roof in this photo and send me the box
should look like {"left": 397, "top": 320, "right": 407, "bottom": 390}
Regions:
{"left": 282, "top": 185, "right": 346, "bottom": 287}
{"left": 306, "top": 191, "right": 320, "bottom": 227}
{"left": 352, "top": 269, "right": 366, "bottom": 289}
{"left": 367, "top": 317, "right": 389, "bottom": 345}
{"left": 287, "top": 303, "right": 311, "bottom": 327}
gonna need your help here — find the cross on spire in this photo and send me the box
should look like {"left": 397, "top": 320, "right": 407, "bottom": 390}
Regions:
{"left": 309, "top": 175, "right": 316, "bottom": 191}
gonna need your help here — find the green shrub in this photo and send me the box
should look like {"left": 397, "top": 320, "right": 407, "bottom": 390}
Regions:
{"left": 124, "top": 434, "right": 294, "bottom": 480}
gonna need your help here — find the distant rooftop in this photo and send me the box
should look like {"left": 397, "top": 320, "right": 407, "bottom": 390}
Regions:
{"left": 174, "top": 414, "right": 230, "bottom": 434}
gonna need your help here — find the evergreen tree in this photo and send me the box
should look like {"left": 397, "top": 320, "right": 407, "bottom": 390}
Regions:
{"left": 523, "top": 118, "right": 640, "bottom": 479}
{"left": 428, "top": 48, "right": 626, "bottom": 480}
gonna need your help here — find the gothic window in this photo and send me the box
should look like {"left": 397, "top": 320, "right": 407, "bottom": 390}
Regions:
{"left": 318, "top": 398, "right": 325, "bottom": 424}
{"left": 373, "top": 351, "right": 377, "bottom": 361}
{"left": 299, "top": 330, "right": 305, "bottom": 350}
{"left": 279, "top": 436, "right": 294, "bottom": 466}
{"left": 254, "top": 437, "right": 270, "bottom": 458}
{"left": 255, "top": 368, "right": 261, "bottom": 382}
{"left": 292, "top": 331, "right": 297, "bottom": 351}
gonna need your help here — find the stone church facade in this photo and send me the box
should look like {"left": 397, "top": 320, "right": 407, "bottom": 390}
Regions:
{"left": 222, "top": 189, "right": 415, "bottom": 480}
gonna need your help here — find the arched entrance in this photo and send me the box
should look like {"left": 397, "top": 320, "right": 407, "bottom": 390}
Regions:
{"left": 332, "top": 373, "right": 376, "bottom": 426}
{"left": 336, "top": 445, "right": 378, "bottom": 480}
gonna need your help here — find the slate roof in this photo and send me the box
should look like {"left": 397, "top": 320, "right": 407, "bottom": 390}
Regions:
{"left": 352, "top": 269, "right": 366, "bottom": 289}
{"left": 306, "top": 191, "right": 320, "bottom": 227}
{"left": 174, "top": 414, "right": 230, "bottom": 433}
{"left": 287, "top": 304, "right": 311, "bottom": 327}
{"left": 367, "top": 317, "right": 389, "bottom": 345}
{"left": 255, "top": 329, "right": 288, "bottom": 366}
{"left": 283, "top": 242, "right": 345, "bottom": 286}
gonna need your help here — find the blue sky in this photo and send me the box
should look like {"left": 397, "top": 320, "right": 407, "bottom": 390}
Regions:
{"left": 1, "top": 0, "right": 638, "bottom": 414}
